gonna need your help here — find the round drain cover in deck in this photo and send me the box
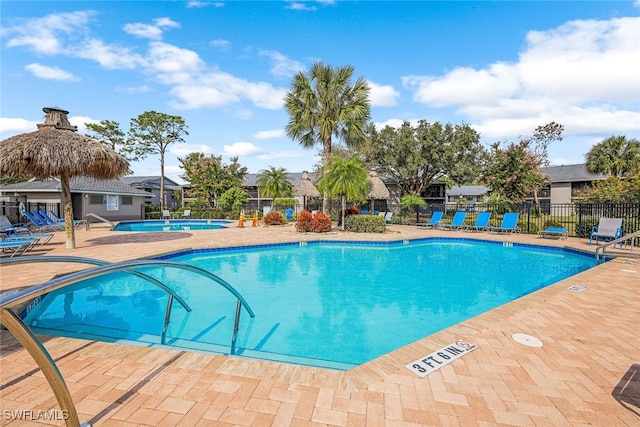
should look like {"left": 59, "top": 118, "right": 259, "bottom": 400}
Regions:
{"left": 512, "top": 333, "right": 543, "bottom": 347}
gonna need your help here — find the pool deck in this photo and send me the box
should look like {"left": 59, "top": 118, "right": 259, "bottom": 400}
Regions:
{"left": 1, "top": 223, "right": 638, "bottom": 426}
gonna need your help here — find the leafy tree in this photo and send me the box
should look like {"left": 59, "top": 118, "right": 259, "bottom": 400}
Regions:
{"left": 576, "top": 175, "right": 640, "bottom": 203}
{"left": 585, "top": 135, "right": 640, "bottom": 178}
{"left": 179, "top": 153, "right": 247, "bottom": 206}
{"left": 129, "top": 111, "right": 188, "bottom": 210}
{"left": 400, "top": 193, "right": 426, "bottom": 220}
{"left": 363, "top": 120, "right": 483, "bottom": 196}
{"left": 218, "top": 186, "right": 249, "bottom": 214}
{"left": 481, "top": 122, "right": 563, "bottom": 206}
{"left": 481, "top": 140, "right": 546, "bottom": 204}
{"left": 284, "top": 61, "right": 371, "bottom": 213}
{"left": 256, "top": 166, "right": 293, "bottom": 200}
{"left": 317, "top": 156, "right": 369, "bottom": 230}
{"left": 85, "top": 120, "right": 142, "bottom": 168}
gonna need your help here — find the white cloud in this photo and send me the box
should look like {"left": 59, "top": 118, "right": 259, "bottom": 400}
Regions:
{"left": 210, "top": 39, "right": 231, "bottom": 50}
{"left": 3, "top": 11, "right": 94, "bottom": 55}
{"left": 259, "top": 50, "right": 305, "bottom": 78}
{"left": 123, "top": 18, "right": 180, "bottom": 40}
{"left": 372, "top": 118, "right": 421, "bottom": 130}
{"left": 368, "top": 81, "right": 399, "bottom": 107}
{"left": 223, "top": 142, "right": 265, "bottom": 156}
{"left": 24, "top": 63, "right": 79, "bottom": 81}
{"left": 402, "top": 16, "right": 640, "bottom": 140}
{"left": 187, "top": 1, "right": 225, "bottom": 8}
{"left": 75, "top": 38, "right": 143, "bottom": 70}
{"left": 254, "top": 129, "right": 286, "bottom": 139}
{"left": 286, "top": 2, "right": 317, "bottom": 11}
{"left": 116, "top": 85, "right": 152, "bottom": 94}
{"left": 0, "top": 117, "right": 38, "bottom": 137}
{"left": 170, "top": 144, "right": 213, "bottom": 156}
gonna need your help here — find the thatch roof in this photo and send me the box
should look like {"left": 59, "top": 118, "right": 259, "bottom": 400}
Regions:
{"left": 0, "top": 107, "right": 129, "bottom": 180}
{"left": 292, "top": 171, "right": 320, "bottom": 197}
{"left": 367, "top": 171, "right": 389, "bottom": 199}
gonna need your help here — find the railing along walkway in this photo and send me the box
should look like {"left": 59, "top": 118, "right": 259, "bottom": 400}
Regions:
{"left": 84, "top": 213, "right": 113, "bottom": 230}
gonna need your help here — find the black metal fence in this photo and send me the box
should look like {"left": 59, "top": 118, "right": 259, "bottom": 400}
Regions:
{"left": 1, "top": 201, "right": 62, "bottom": 225}
{"left": 405, "top": 202, "right": 640, "bottom": 238}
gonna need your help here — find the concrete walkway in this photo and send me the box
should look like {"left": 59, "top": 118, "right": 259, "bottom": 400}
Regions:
{"left": 1, "top": 223, "right": 638, "bottom": 426}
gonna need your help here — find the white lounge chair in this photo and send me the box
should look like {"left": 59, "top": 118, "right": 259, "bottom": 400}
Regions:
{"left": 589, "top": 218, "right": 623, "bottom": 247}
{"left": 180, "top": 210, "right": 191, "bottom": 219}
{"left": 162, "top": 210, "right": 172, "bottom": 220}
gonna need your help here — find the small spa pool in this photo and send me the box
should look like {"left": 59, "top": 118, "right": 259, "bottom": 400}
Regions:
{"left": 23, "top": 238, "right": 597, "bottom": 370}
{"left": 112, "top": 219, "right": 231, "bottom": 232}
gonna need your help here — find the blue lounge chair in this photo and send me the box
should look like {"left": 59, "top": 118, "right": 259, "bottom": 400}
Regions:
{"left": 0, "top": 215, "right": 29, "bottom": 236}
{"left": 5, "top": 232, "right": 53, "bottom": 246}
{"left": 489, "top": 212, "right": 521, "bottom": 234}
{"left": 463, "top": 212, "right": 492, "bottom": 232}
{"left": 417, "top": 211, "right": 443, "bottom": 228}
{"left": 539, "top": 227, "right": 568, "bottom": 240}
{"left": 23, "top": 211, "right": 59, "bottom": 231}
{"left": 589, "top": 217, "right": 623, "bottom": 247}
{"left": 285, "top": 209, "right": 293, "bottom": 221}
{"left": 440, "top": 211, "right": 467, "bottom": 230}
{"left": 41, "top": 209, "right": 85, "bottom": 228}
{"left": 361, "top": 209, "right": 368, "bottom": 215}
{"left": 0, "top": 240, "right": 33, "bottom": 258}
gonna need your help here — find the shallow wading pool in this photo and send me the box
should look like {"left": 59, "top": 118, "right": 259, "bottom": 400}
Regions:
{"left": 112, "top": 219, "right": 231, "bottom": 232}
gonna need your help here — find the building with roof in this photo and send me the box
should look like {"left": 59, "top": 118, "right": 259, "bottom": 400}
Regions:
{"left": 0, "top": 176, "right": 150, "bottom": 222}
{"left": 119, "top": 176, "right": 183, "bottom": 208}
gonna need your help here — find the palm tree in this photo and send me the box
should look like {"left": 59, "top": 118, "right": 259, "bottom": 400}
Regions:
{"left": 585, "top": 135, "right": 640, "bottom": 178}
{"left": 317, "top": 156, "right": 369, "bottom": 230}
{"left": 284, "top": 61, "right": 371, "bottom": 214}
{"left": 256, "top": 166, "right": 293, "bottom": 201}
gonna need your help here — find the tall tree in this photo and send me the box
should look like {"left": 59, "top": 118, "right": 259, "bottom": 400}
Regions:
{"left": 179, "top": 153, "right": 247, "bottom": 206}
{"left": 129, "top": 111, "right": 188, "bottom": 210}
{"left": 585, "top": 135, "right": 640, "bottom": 178}
{"left": 317, "top": 156, "right": 369, "bottom": 230}
{"left": 284, "top": 61, "right": 371, "bottom": 213}
{"left": 256, "top": 166, "right": 293, "bottom": 199}
{"left": 363, "top": 120, "right": 483, "bottom": 196}
{"left": 85, "top": 120, "right": 142, "bottom": 167}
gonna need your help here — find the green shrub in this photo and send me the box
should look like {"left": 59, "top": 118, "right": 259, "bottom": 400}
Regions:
{"left": 263, "top": 211, "right": 284, "bottom": 226}
{"left": 518, "top": 221, "right": 539, "bottom": 234}
{"left": 344, "top": 214, "right": 387, "bottom": 233}
{"left": 543, "top": 219, "right": 563, "bottom": 229}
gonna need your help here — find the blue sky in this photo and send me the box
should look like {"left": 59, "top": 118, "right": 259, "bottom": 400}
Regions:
{"left": 2, "top": 1, "right": 639, "bottom": 185}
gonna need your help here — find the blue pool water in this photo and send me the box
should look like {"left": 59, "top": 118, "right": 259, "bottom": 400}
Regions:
{"left": 24, "top": 239, "right": 596, "bottom": 369}
{"left": 113, "top": 219, "right": 230, "bottom": 232}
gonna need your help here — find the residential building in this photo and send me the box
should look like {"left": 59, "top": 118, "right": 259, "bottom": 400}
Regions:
{"left": 120, "top": 176, "right": 182, "bottom": 208}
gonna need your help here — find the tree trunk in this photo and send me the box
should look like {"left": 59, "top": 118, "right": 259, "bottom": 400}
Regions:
{"left": 322, "top": 138, "right": 332, "bottom": 214}
{"left": 341, "top": 196, "right": 346, "bottom": 231}
{"left": 60, "top": 172, "right": 76, "bottom": 249}
{"left": 160, "top": 150, "right": 165, "bottom": 211}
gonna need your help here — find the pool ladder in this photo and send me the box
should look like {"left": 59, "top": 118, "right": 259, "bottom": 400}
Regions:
{"left": 0, "top": 255, "right": 254, "bottom": 427}
{"left": 595, "top": 230, "right": 640, "bottom": 263}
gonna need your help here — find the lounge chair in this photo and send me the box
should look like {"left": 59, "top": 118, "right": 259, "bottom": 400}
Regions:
{"left": 463, "top": 212, "right": 491, "bottom": 232}
{"left": 0, "top": 215, "right": 29, "bottom": 236}
{"left": 384, "top": 212, "right": 394, "bottom": 224}
{"left": 23, "top": 211, "right": 61, "bottom": 231}
{"left": 489, "top": 212, "right": 521, "bottom": 234}
{"left": 361, "top": 209, "right": 368, "bottom": 215}
{"left": 162, "top": 210, "right": 172, "bottom": 220}
{"left": 539, "top": 227, "right": 568, "bottom": 240}
{"left": 180, "top": 209, "right": 191, "bottom": 219}
{"left": 285, "top": 209, "right": 293, "bottom": 221}
{"left": 5, "top": 232, "right": 54, "bottom": 246}
{"left": 417, "top": 211, "right": 443, "bottom": 228}
{"left": 589, "top": 217, "right": 623, "bottom": 247}
{"left": 0, "top": 240, "right": 33, "bottom": 258}
{"left": 39, "top": 210, "right": 86, "bottom": 228}
{"left": 440, "top": 211, "right": 466, "bottom": 230}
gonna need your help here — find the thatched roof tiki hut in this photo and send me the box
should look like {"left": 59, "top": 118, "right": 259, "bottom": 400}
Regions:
{"left": 292, "top": 171, "right": 320, "bottom": 211}
{"left": 0, "top": 107, "right": 129, "bottom": 249}
{"left": 367, "top": 171, "right": 390, "bottom": 212}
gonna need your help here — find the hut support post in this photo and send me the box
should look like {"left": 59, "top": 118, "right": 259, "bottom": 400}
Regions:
{"left": 60, "top": 172, "right": 76, "bottom": 249}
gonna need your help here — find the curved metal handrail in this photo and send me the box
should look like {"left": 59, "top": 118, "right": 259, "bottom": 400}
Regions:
{"left": 0, "top": 256, "right": 191, "bottom": 312}
{"left": 595, "top": 230, "right": 640, "bottom": 263}
{"left": 0, "top": 256, "right": 254, "bottom": 427}
{"left": 83, "top": 212, "right": 113, "bottom": 230}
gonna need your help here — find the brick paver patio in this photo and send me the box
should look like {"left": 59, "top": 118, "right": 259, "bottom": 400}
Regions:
{"left": 1, "top": 223, "right": 638, "bottom": 426}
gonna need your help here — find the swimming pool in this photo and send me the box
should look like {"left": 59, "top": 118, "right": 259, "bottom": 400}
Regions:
{"left": 24, "top": 238, "right": 596, "bottom": 369}
{"left": 112, "top": 219, "right": 230, "bottom": 232}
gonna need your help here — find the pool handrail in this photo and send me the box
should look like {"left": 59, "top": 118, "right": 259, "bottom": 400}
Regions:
{"left": 0, "top": 255, "right": 255, "bottom": 427}
{"left": 595, "top": 229, "right": 640, "bottom": 263}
